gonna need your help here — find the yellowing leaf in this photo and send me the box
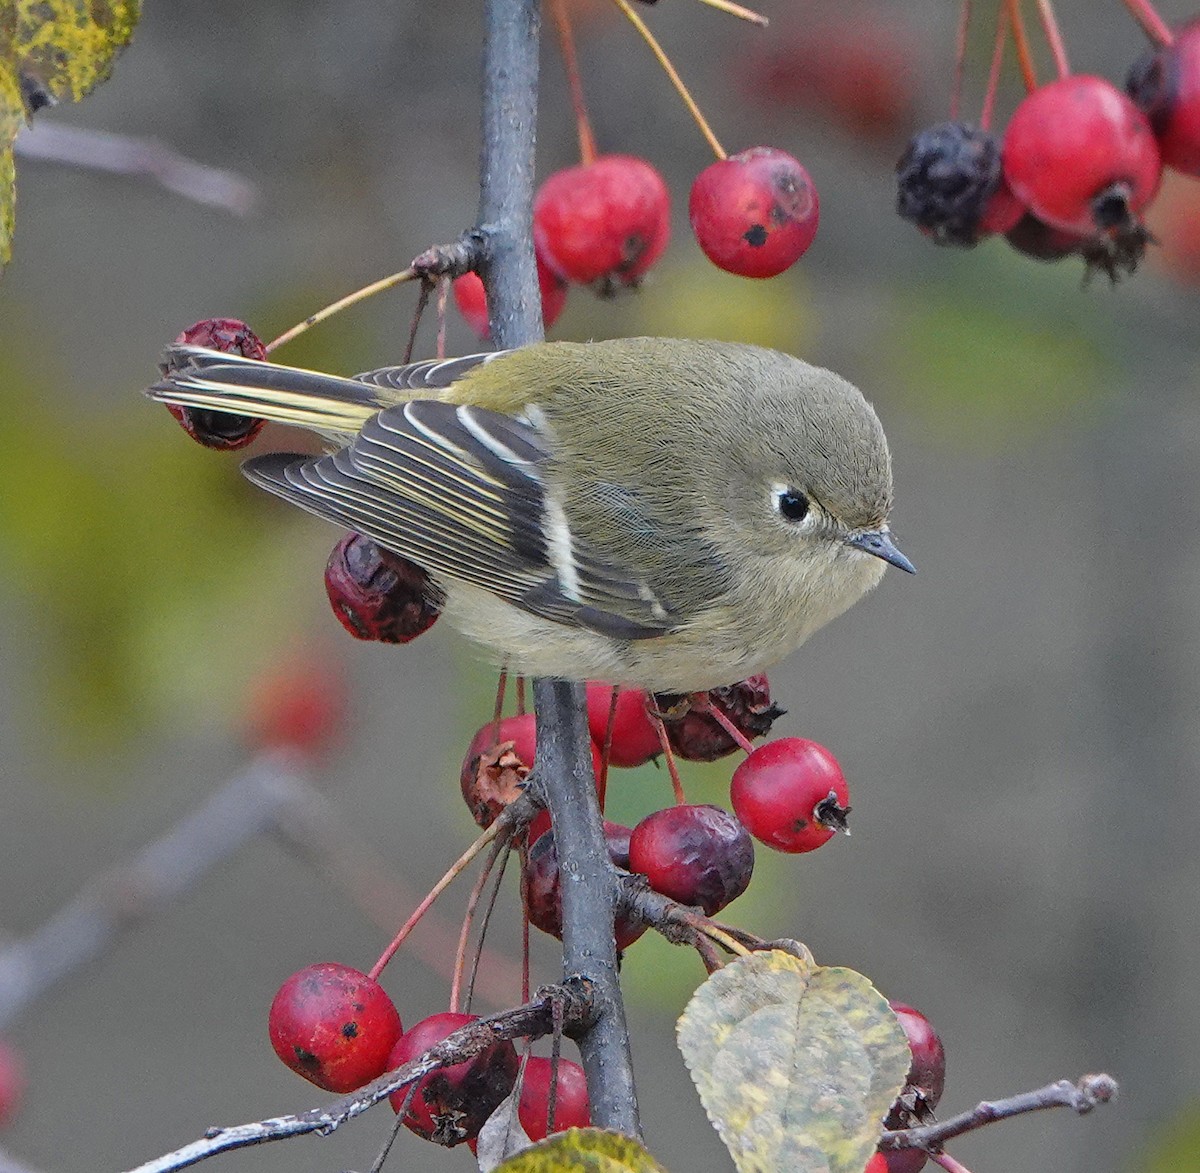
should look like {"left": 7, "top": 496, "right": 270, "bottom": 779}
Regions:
{"left": 493, "top": 1127, "right": 668, "bottom": 1172}
{"left": 0, "top": 0, "right": 140, "bottom": 264}
{"left": 677, "top": 950, "right": 910, "bottom": 1173}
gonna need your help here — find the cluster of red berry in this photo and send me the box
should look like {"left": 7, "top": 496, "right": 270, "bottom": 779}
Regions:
{"left": 453, "top": 146, "right": 820, "bottom": 339}
{"left": 267, "top": 962, "right": 588, "bottom": 1148}
{"left": 897, "top": 12, "right": 1200, "bottom": 281}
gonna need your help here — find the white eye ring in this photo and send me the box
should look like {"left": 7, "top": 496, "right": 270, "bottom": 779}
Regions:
{"left": 772, "top": 482, "right": 815, "bottom": 528}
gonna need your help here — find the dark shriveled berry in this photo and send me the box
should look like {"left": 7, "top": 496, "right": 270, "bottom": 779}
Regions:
{"left": 896, "top": 121, "right": 1003, "bottom": 247}
{"left": 161, "top": 318, "right": 267, "bottom": 449}
{"left": 324, "top": 532, "right": 443, "bottom": 644}
{"left": 655, "top": 675, "right": 783, "bottom": 762}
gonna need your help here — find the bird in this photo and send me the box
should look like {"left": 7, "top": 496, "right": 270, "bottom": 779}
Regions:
{"left": 148, "top": 336, "right": 913, "bottom": 692}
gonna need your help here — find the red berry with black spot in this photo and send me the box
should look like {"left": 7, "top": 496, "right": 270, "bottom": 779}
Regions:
{"left": 1002, "top": 76, "right": 1161, "bottom": 236}
{"left": 655, "top": 675, "right": 783, "bottom": 762}
{"left": 690, "top": 146, "right": 819, "bottom": 277}
{"left": 325, "top": 532, "right": 442, "bottom": 644}
{"left": 730, "top": 737, "right": 850, "bottom": 852}
{"left": 585, "top": 683, "right": 661, "bottom": 768}
{"left": 628, "top": 804, "right": 754, "bottom": 916}
{"left": 387, "top": 1012, "right": 519, "bottom": 1145}
{"left": 161, "top": 318, "right": 267, "bottom": 449}
{"left": 534, "top": 155, "right": 671, "bottom": 291}
{"left": 523, "top": 823, "right": 645, "bottom": 950}
{"left": 460, "top": 713, "right": 603, "bottom": 829}
{"left": 452, "top": 256, "right": 568, "bottom": 339}
{"left": 1127, "top": 19, "right": 1200, "bottom": 177}
{"left": 268, "top": 962, "right": 402, "bottom": 1092}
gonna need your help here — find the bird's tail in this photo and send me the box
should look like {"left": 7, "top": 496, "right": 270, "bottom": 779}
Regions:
{"left": 147, "top": 345, "right": 397, "bottom": 438}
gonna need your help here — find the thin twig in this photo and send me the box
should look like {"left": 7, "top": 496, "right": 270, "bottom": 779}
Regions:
{"left": 549, "top": 0, "right": 599, "bottom": 166}
{"left": 15, "top": 122, "right": 260, "bottom": 215}
{"left": 610, "top": 0, "right": 727, "bottom": 160}
{"left": 1120, "top": 0, "right": 1175, "bottom": 45}
{"left": 691, "top": 0, "right": 768, "bottom": 25}
{"left": 1006, "top": 0, "right": 1038, "bottom": 91}
{"left": 879, "top": 1074, "right": 1119, "bottom": 1154}
{"left": 265, "top": 269, "right": 417, "bottom": 353}
{"left": 1034, "top": 0, "right": 1070, "bottom": 79}
{"left": 932, "top": 1153, "right": 975, "bottom": 1173}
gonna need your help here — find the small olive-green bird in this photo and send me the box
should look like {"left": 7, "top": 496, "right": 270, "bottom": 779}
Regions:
{"left": 148, "top": 337, "right": 913, "bottom": 691}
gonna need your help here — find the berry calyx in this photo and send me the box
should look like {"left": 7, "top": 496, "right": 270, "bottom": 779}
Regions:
{"left": 885, "top": 1001, "right": 947, "bottom": 1128}
{"left": 628, "top": 804, "right": 754, "bottom": 916}
{"left": 655, "top": 676, "right": 783, "bottom": 762}
{"left": 324, "top": 532, "right": 442, "bottom": 644}
{"left": 460, "top": 713, "right": 603, "bottom": 829}
{"left": 895, "top": 121, "right": 1005, "bottom": 247}
{"left": 534, "top": 155, "right": 671, "bottom": 292}
{"left": 689, "top": 146, "right": 819, "bottom": 277}
{"left": 523, "top": 823, "right": 645, "bottom": 950}
{"left": 268, "top": 963, "right": 402, "bottom": 1092}
{"left": 729, "top": 737, "right": 850, "bottom": 852}
{"left": 1127, "top": 19, "right": 1200, "bottom": 177}
{"left": 1002, "top": 76, "right": 1162, "bottom": 236}
{"left": 387, "top": 1012, "right": 519, "bottom": 1145}
{"left": 161, "top": 318, "right": 266, "bottom": 449}
{"left": 585, "top": 683, "right": 661, "bottom": 768}
{"left": 452, "top": 257, "right": 568, "bottom": 339}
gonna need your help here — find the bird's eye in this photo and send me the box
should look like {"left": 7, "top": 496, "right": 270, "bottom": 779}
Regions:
{"left": 776, "top": 487, "right": 810, "bottom": 523}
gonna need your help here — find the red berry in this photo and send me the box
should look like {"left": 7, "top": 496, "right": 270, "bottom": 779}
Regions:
{"left": 161, "top": 318, "right": 267, "bottom": 449}
{"left": 886, "top": 1002, "right": 946, "bottom": 1124}
{"left": 729, "top": 737, "right": 850, "bottom": 853}
{"left": 0, "top": 1040, "right": 25, "bottom": 1128}
{"left": 655, "top": 675, "right": 783, "bottom": 762}
{"left": 534, "top": 155, "right": 671, "bottom": 290}
{"left": 876, "top": 1151, "right": 927, "bottom": 1173}
{"left": 585, "top": 683, "right": 661, "bottom": 768}
{"left": 628, "top": 804, "right": 754, "bottom": 916}
{"left": 452, "top": 257, "right": 568, "bottom": 339}
{"left": 268, "top": 963, "right": 402, "bottom": 1092}
{"left": 460, "top": 713, "right": 603, "bottom": 829}
{"left": 977, "top": 177, "right": 1026, "bottom": 235}
{"left": 1127, "top": 19, "right": 1200, "bottom": 176}
{"left": 324, "top": 532, "right": 442, "bottom": 644}
{"left": 689, "top": 147, "right": 819, "bottom": 277}
{"left": 246, "top": 653, "right": 345, "bottom": 757}
{"left": 387, "top": 1012, "right": 519, "bottom": 1145}
{"left": 517, "top": 1056, "right": 592, "bottom": 1140}
{"left": 864, "top": 1156, "right": 891, "bottom": 1173}
{"left": 523, "top": 823, "right": 645, "bottom": 950}
{"left": 1001, "top": 76, "right": 1161, "bottom": 235}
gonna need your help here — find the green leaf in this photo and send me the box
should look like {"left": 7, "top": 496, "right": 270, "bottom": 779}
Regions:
{"left": 493, "top": 1128, "right": 668, "bottom": 1172}
{"left": 677, "top": 950, "right": 910, "bottom": 1173}
{"left": 0, "top": 0, "right": 141, "bottom": 265}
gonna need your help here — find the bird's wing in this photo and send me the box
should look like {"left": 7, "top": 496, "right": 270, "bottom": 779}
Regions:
{"left": 148, "top": 345, "right": 392, "bottom": 435}
{"left": 243, "top": 399, "right": 679, "bottom": 640}
{"left": 351, "top": 351, "right": 505, "bottom": 393}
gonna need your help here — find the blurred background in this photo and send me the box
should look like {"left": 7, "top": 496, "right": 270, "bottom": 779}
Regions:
{"left": 1, "top": 0, "right": 1199, "bottom": 1169}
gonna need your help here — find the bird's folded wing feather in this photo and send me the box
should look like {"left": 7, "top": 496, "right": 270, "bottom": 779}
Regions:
{"left": 243, "top": 399, "right": 678, "bottom": 640}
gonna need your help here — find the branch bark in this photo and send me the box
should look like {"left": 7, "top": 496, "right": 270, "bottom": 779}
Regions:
{"left": 476, "top": 0, "right": 642, "bottom": 1138}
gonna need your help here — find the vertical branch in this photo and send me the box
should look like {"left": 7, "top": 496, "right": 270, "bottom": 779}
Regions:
{"left": 477, "top": 0, "right": 642, "bottom": 1139}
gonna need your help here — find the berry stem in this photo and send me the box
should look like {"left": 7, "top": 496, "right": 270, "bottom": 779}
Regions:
{"left": 435, "top": 275, "right": 449, "bottom": 359}
{"left": 264, "top": 268, "right": 417, "bottom": 353}
{"left": 951, "top": 0, "right": 972, "bottom": 121}
{"left": 701, "top": 699, "right": 758, "bottom": 755}
{"left": 598, "top": 685, "right": 620, "bottom": 811}
{"left": 691, "top": 0, "right": 769, "bottom": 26}
{"left": 449, "top": 830, "right": 511, "bottom": 1013}
{"left": 368, "top": 816, "right": 507, "bottom": 981}
{"left": 1120, "top": 0, "right": 1175, "bottom": 46}
{"left": 1034, "top": 0, "right": 1070, "bottom": 79}
{"left": 1005, "top": 0, "right": 1039, "bottom": 92}
{"left": 932, "top": 1154, "right": 975, "bottom": 1173}
{"left": 980, "top": 1, "right": 1009, "bottom": 130}
{"left": 549, "top": 0, "right": 599, "bottom": 167}
{"left": 463, "top": 838, "right": 514, "bottom": 1013}
{"left": 610, "top": 0, "right": 728, "bottom": 160}
{"left": 401, "top": 277, "right": 432, "bottom": 364}
{"left": 652, "top": 712, "right": 688, "bottom": 804}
